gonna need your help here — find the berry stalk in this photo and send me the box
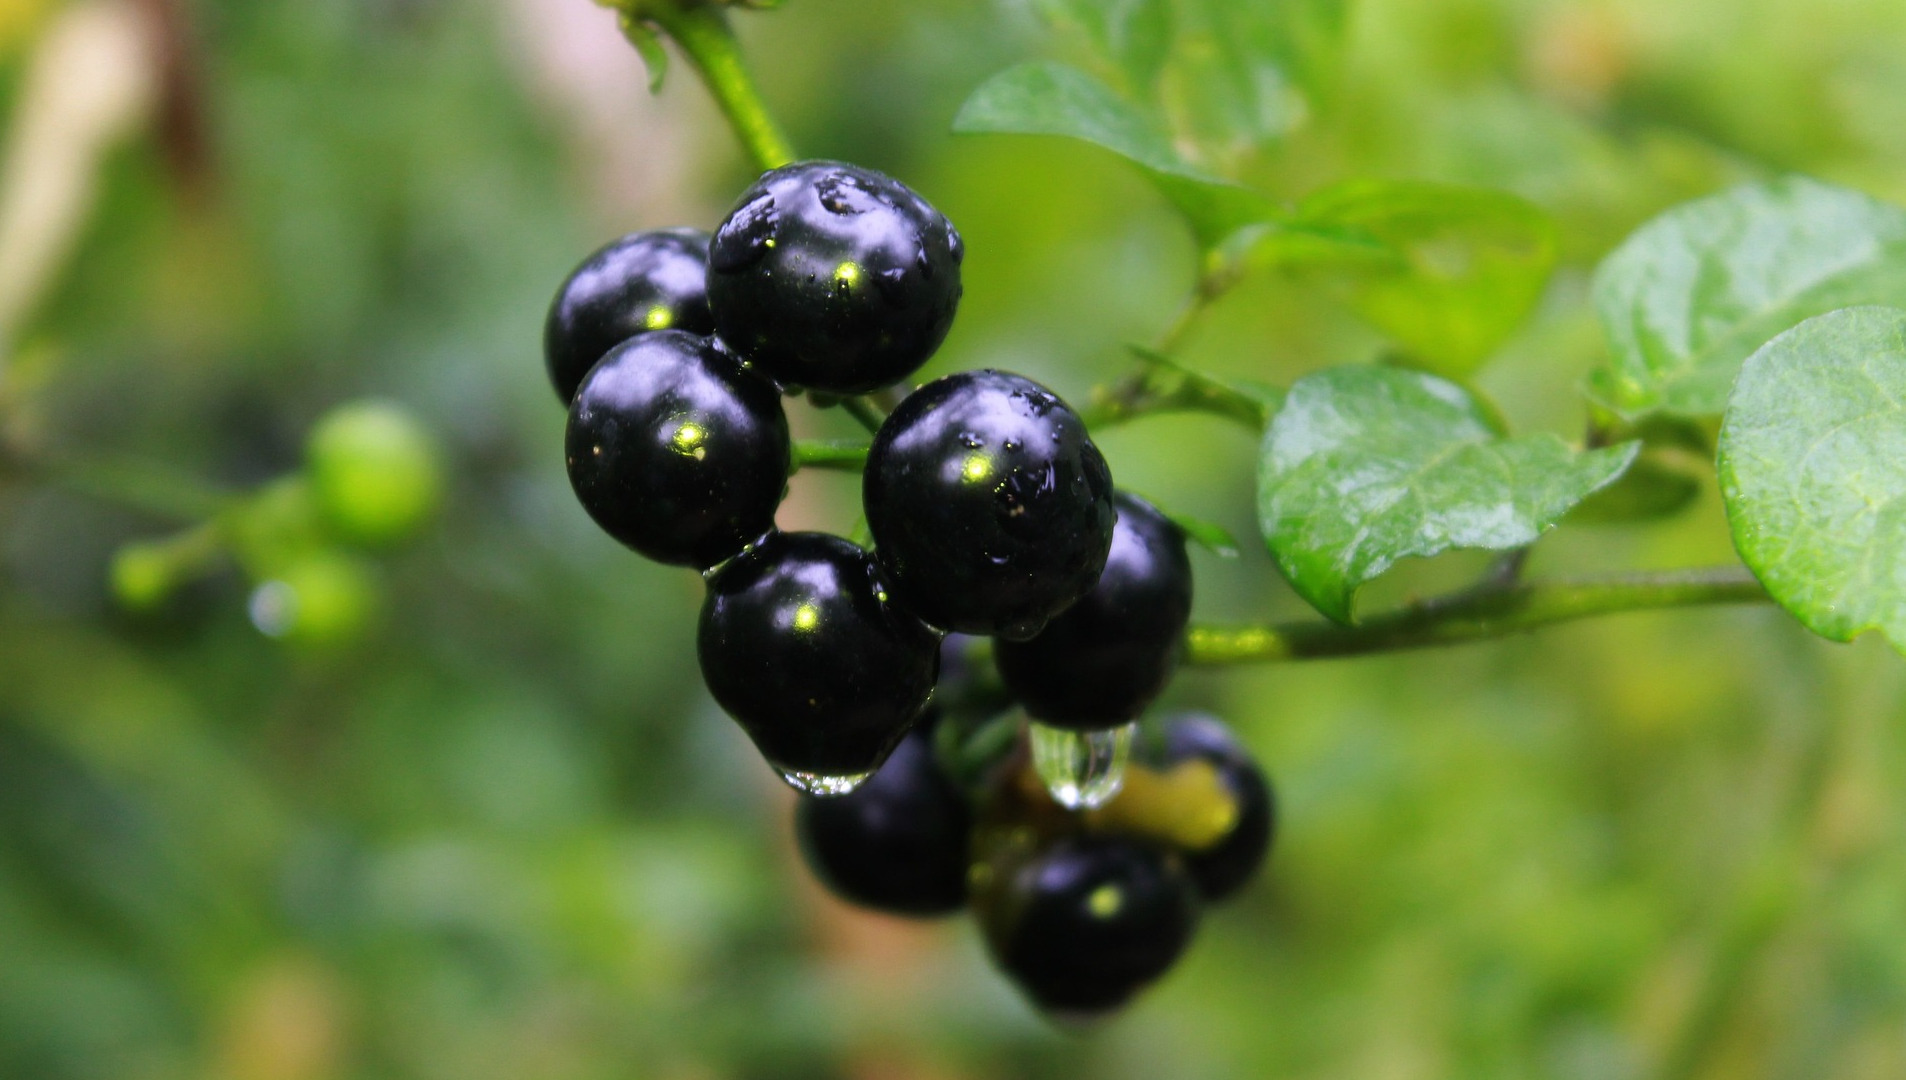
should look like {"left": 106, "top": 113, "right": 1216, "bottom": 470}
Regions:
{"left": 635, "top": 0, "right": 794, "bottom": 173}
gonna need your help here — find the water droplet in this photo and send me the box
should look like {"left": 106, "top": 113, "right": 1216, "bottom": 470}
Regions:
{"left": 816, "top": 173, "right": 882, "bottom": 216}
{"left": 711, "top": 192, "right": 778, "bottom": 272}
{"left": 874, "top": 266, "right": 910, "bottom": 304}
{"left": 914, "top": 245, "right": 935, "bottom": 280}
{"left": 777, "top": 767, "right": 874, "bottom": 796}
{"left": 1002, "top": 438, "right": 1022, "bottom": 453}
{"left": 958, "top": 431, "right": 985, "bottom": 449}
{"left": 946, "top": 223, "right": 965, "bottom": 263}
{"left": 248, "top": 581, "right": 297, "bottom": 638}
{"left": 1029, "top": 721, "right": 1134, "bottom": 810}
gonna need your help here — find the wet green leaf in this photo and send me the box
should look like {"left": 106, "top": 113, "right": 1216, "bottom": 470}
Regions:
{"left": 1259, "top": 366, "right": 1637, "bottom": 622}
{"left": 1593, "top": 177, "right": 1906, "bottom": 419}
{"left": 953, "top": 61, "right": 1278, "bottom": 247}
{"left": 1718, "top": 306, "right": 1906, "bottom": 650}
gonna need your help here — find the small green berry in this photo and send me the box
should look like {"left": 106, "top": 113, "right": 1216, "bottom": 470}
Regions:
{"left": 306, "top": 400, "right": 444, "bottom": 547}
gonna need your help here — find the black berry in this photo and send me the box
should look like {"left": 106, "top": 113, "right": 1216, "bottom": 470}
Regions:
{"left": 1155, "top": 713, "right": 1274, "bottom": 903}
{"left": 978, "top": 834, "right": 1199, "bottom": 1016}
{"left": 863, "top": 370, "right": 1115, "bottom": 640}
{"left": 565, "top": 330, "right": 788, "bottom": 568}
{"left": 706, "top": 160, "right": 963, "bottom": 394}
{"left": 545, "top": 229, "right": 714, "bottom": 404}
{"left": 795, "top": 718, "right": 970, "bottom": 916}
{"left": 995, "top": 492, "right": 1192, "bottom": 730}
{"left": 699, "top": 531, "right": 940, "bottom": 786}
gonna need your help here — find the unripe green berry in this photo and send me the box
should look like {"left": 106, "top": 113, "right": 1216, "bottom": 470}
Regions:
{"left": 306, "top": 400, "right": 444, "bottom": 547}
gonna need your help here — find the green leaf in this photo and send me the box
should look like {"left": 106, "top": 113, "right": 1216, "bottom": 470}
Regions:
{"left": 617, "top": 14, "right": 670, "bottom": 93}
{"left": 1249, "top": 180, "right": 1559, "bottom": 376}
{"left": 953, "top": 62, "right": 1278, "bottom": 248}
{"left": 1717, "top": 306, "right": 1906, "bottom": 650}
{"left": 1153, "top": 507, "right": 1240, "bottom": 558}
{"left": 1034, "top": 0, "right": 1174, "bottom": 95}
{"left": 1172, "top": 0, "right": 1345, "bottom": 150}
{"left": 1593, "top": 177, "right": 1906, "bottom": 419}
{"left": 1258, "top": 366, "right": 1637, "bottom": 622}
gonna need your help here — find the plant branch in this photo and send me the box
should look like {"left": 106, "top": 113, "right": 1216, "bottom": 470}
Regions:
{"left": 637, "top": 1, "right": 793, "bottom": 173}
{"left": 1184, "top": 566, "right": 1770, "bottom": 666}
{"left": 1082, "top": 266, "right": 1269, "bottom": 433}
{"left": 790, "top": 438, "right": 869, "bottom": 473}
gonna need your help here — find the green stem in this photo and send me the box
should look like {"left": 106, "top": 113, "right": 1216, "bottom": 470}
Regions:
{"left": 1082, "top": 267, "right": 1269, "bottom": 433}
{"left": 641, "top": 1, "right": 793, "bottom": 173}
{"left": 1185, "top": 566, "right": 1770, "bottom": 666}
{"left": 837, "top": 395, "right": 886, "bottom": 435}
{"left": 26, "top": 452, "right": 234, "bottom": 521}
{"left": 790, "top": 438, "right": 869, "bottom": 473}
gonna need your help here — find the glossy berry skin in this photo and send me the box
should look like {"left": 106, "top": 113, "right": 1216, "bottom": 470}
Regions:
{"left": 1156, "top": 713, "right": 1274, "bottom": 902}
{"left": 565, "top": 330, "right": 788, "bottom": 568}
{"left": 995, "top": 492, "right": 1192, "bottom": 730}
{"left": 706, "top": 160, "right": 963, "bottom": 394}
{"left": 545, "top": 228, "right": 714, "bottom": 404}
{"left": 699, "top": 531, "right": 941, "bottom": 781}
{"left": 864, "top": 370, "right": 1115, "bottom": 640}
{"left": 980, "top": 835, "right": 1199, "bottom": 1016}
{"left": 795, "top": 719, "right": 970, "bottom": 917}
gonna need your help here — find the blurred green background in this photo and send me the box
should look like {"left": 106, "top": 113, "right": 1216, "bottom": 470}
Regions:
{"left": 3, "top": 0, "right": 1906, "bottom": 1077}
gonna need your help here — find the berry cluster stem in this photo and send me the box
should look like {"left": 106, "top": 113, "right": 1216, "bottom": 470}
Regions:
{"left": 638, "top": 1, "right": 794, "bottom": 173}
{"left": 1184, "top": 566, "right": 1770, "bottom": 665}
{"left": 790, "top": 438, "right": 869, "bottom": 473}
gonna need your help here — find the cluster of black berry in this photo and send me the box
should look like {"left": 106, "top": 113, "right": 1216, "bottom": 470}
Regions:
{"left": 803, "top": 701, "right": 1274, "bottom": 1017}
{"left": 543, "top": 159, "right": 1274, "bottom": 1015}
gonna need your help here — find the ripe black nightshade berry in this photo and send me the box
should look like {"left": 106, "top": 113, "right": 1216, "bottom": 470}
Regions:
{"left": 795, "top": 719, "right": 971, "bottom": 916}
{"left": 699, "top": 531, "right": 940, "bottom": 790}
{"left": 706, "top": 160, "right": 963, "bottom": 394}
{"left": 863, "top": 370, "right": 1114, "bottom": 640}
{"left": 978, "top": 835, "right": 1199, "bottom": 1016}
{"left": 545, "top": 228, "right": 714, "bottom": 404}
{"left": 1156, "top": 713, "right": 1274, "bottom": 902}
{"left": 565, "top": 330, "right": 788, "bottom": 569}
{"left": 995, "top": 492, "right": 1192, "bottom": 730}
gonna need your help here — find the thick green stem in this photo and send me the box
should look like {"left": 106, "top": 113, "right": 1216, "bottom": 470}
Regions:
{"left": 1185, "top": 566, "right": 1770, "bottom": 666}
{"left": 789, "top": 438, "right": 869, "bottom": 473}
{"left": 641, "top": 2, "right": 793, "bottom": 173}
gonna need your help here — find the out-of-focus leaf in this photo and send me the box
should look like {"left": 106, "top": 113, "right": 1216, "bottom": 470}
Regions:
{"left": 1593, "top": 177, "right": 1906, "bottom": 419}
{"left": 1718, "top": 306, "right": 1906, "bottom": 650}
{"left": 621, "top": 16, "right": 669, "bottom": 93}
{"left": 1034, "top": 0, "right": 1173, "bottom": 96}
{"left": 1167, "top": 0, "right": 1348, "bottom": 160}
{"left": 1259, "top": 366, "right": 1636, "bottom": 622}
{"left": 953, "top": 61, "right": 1278, "bottom": 247}
{"left": 1249, "top": 180, "right": 1559, "bottom": 376}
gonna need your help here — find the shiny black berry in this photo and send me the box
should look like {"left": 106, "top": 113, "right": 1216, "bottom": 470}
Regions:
{"left": 1155, "top": 713, "right": 1274, "bottom": 903}
{"left": 699, "top": 531, "right": 940, "bottom": 786}
{"left": 863, "top": 370, "right": 1115, "bottom": 640}
{"left": 545, "top": 228, "right": 714, "bottom": 404}
{"left": 706, "top": 160, "right": 963, "bottom": 394}
{"left": 795, "top": 719, "right": 970, "bottom": 916}
{"left": 565, "top": 330, "right": 788, "bottom": 568}
{"left": 979, "top": 835, "right": 1199, "bottom": 1016}
{"left": 995, "top": 492, "right": 1192, "bottom": 730}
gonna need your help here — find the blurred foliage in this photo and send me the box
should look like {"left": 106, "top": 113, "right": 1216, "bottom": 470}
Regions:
{"left": 1, "top": 0, "right": 1906, "bottom": 1078}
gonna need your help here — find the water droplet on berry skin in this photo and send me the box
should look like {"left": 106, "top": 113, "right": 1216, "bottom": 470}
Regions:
{"left": 1029, "top": 721, "right": 1134, "bottom": 809}
{"left": 958, "top": 431, "right": 985, "bottom": 449}
{"left": 874, "top": 266, "right": 910, "bottom": 304}
{"left": 946, "top": 223, "right": 965, "bottom": 263}
{"left": 711, "top": 192, "right": 779, "bottom": 272}
{"left": 777, "top": 767, "right": 875, "bottom": 796}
